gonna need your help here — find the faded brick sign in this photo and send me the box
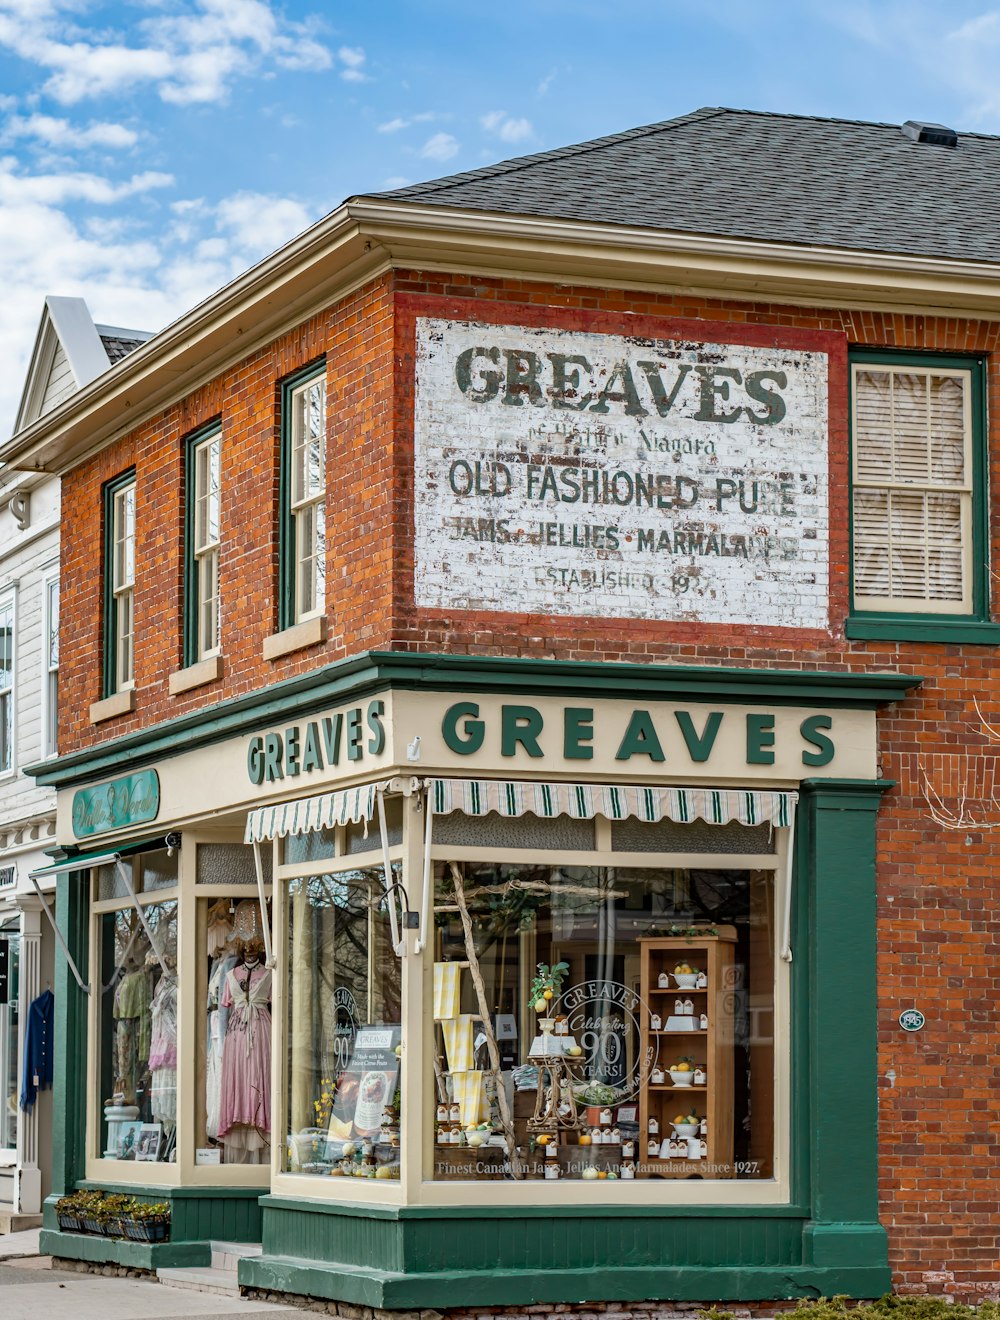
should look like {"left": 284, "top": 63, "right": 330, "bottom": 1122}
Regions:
{"left": 413, "top": 318, "right": 829, "bottom": 627}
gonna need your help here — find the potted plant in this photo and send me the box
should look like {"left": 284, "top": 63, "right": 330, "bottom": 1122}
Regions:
{"left": 55, "top": 1193, "right": 84, "bottom": 1234}
{"left": 98, "top": 1193, "right": 132, "bottom": 1239}
{"left": 76, "top": 1190, "right": 107, "bottom": 1235}
{"left": 124, "top": 1200, "right": 171, "bottom": 1243}
{"left": 578, "top": 1082, "right": 617, "bottom": 1126}
{"left": 529, "top": 962, "right": 569, "bottom": 1031}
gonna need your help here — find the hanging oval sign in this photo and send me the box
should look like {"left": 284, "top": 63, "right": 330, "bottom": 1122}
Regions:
{"left": 72, "top": 769, "right": 160, "bottom": 839}
{"left": 898, "top": 1008, "right": 926, "bottom": 1033}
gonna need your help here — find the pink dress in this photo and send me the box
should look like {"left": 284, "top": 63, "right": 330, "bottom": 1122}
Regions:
{"left": 218, "top": 964, "right": 272, "bottom": 1161}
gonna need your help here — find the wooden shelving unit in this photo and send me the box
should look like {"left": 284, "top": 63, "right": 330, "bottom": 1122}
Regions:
{"left": 638, "top": 928, "right": 737, "bottom": 1180}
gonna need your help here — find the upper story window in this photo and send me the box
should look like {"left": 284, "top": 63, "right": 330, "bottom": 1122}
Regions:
{"left": 281, "top": 363, "right": 326, "bottom": 627}
{"left": 0, "top": 591, "right": 13, "bottom": 774}
{"left": 104, "top": 473, "right": 136, "bottom": 695}
{"left": 43, "top": 575, "right": 58, "bottom": 758}
{"left": 850, "top": 352, "right": 988, "bottom": 637}
{"left": 186, "top": 425, "right": 222, "bottom": 663}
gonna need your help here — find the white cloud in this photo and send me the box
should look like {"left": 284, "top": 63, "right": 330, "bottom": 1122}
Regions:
{"left": 338, "top": 43, "right": 367, "bottom": 82}
{"left": 378, "top": 111, "right": 438, "bottom": 132}
{"left": 0, "top": 159, "right": 172, "bottom": 205}
{"left": 382, "top": 175, "right": 411, "bottom": 188}
{"left": 3, "top": 114, "right": 138, "bottom": 149}
{"left": 214, "top": 190, "right": 313, "bottom": 254}
{"left": 537, "top": 69, "right": 556, "bottom": 97}
{"left": 0, "top": 0, "right": 333, "bottom": 106}
{"left": 420, "top": 132, "right": 458, "bottom": 161}
{"left": 480, "top": 110, "right": 533, "bottom": 143}
{"left": 378, "top": 116, "right": 409, "bottom": 133}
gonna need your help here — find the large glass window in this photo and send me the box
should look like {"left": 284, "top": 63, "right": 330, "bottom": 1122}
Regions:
{"left": 429, "top": 854, "right": 775, "bottom": 1183}
{"left": 0, "top": 591, "right": 13, "bottom": 772}
{"left": 187, "top": 426, "right": 222, "bottom": 661}
{"left": 0, "top": 923, "right": 19, "bottom": 1151}
{"left": 43, "top": 575, "right": 58, "bottom": 758}
{"left": 851, "top": 353, "right": 985, "bottom": 622}
{"left": 284, "top": 869, "right": 402, "bottom": 1182}
{"left": 104, "top": 474, "right": 135, "bottom": 694}
{"left": 95, "top": 851, "right": 177, "bottom": 1163}
{"left": 281, "top": 365, "right": 326, "bottom": 626}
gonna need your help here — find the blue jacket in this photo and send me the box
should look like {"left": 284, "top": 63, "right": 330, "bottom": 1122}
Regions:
{"left": 20, "top": 988, "right": 54, "bottom": 1111}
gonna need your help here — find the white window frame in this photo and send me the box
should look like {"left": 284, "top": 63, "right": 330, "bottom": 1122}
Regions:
{"left": 191, "top": 430, "right": 221, "bottom": 659}
{"left": 851, "top": 361, "right": 975, "bottom": 616}
{"left": 110, "top": 481, "right": 135, "bottom": 692}
{"left": 42, "top": 571, "right": 58, "bottom": 758}
{"left": 0, "top": 589, "right": 15, "bottom": 777}
{"left": 288, "top": 373, "right": 326, "bottom": 623}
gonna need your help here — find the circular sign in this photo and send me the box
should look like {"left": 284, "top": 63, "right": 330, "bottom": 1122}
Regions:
{"left": 556, "top": 979, "right": 656, "bottom": 1100}
{"left": 898, "top": 1008, "right": 925, "bottom": 1032}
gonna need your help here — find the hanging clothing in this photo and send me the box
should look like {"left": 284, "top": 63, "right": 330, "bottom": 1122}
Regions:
{"left": 113, "top": 968, "right": 151, "bottom": 1103}
{"left": 148, "top": 975, "right": 178, "bottom": 1124}
{"left": 219, "top": 963, "right": 272, "bottom": 1163}
{"left": 19, "top": 988, "right": 54, "bottom": 1111}
{"left": 206, "top": 952, "right": 237, "bottom": 1139}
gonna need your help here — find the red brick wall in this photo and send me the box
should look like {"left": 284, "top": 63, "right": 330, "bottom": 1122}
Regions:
{"left": 58, "top": 268, "right": 1000, "bottom": 1297}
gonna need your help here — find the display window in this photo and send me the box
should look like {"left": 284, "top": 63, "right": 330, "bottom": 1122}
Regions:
{"left": 0, "top": 921, "right": 19, "bottom": 1152}
{"left": 283, "top": 869, "right": 402, "bottom": 1181}
{"left": 95, "top": 884, "right": 178, "bottom": 1164}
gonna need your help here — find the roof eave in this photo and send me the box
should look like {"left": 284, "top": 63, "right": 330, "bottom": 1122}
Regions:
{"left": 8, "top": 198, "right": 1000, "bottom": 474}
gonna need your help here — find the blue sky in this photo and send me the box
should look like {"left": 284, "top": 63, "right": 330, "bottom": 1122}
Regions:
{"left": 2, "top": 0, "right": 1000, "bottom": 434}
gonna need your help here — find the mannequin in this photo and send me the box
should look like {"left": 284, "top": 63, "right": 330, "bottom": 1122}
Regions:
{"left": 218, "top": 937, "right": 272, "bottom": 1164}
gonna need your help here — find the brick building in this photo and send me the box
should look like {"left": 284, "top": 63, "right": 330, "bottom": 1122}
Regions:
{"left": 1, "top": 108, "right": 997, "bottom": 1306}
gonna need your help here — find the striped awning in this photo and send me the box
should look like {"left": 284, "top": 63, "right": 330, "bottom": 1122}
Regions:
{"left": 245, "top": 780, "right": 394, "bottom": 844}
{"left": 427, "top": 779, "right": 796, "bottom": 828}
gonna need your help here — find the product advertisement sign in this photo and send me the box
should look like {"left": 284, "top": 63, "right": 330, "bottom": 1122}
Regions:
{"left": 413, "top": 317, "right": 830, "bottom": 628}
{"left": 328, "top": 1024, "right": 401, "bottom": 1139}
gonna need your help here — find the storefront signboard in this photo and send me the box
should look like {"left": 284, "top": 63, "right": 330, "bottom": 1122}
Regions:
{"left": 414, "top": 318, "right": 830, "bottom": 628}
{"left": 71, "top": 769, "right": 160, "bottom": 838}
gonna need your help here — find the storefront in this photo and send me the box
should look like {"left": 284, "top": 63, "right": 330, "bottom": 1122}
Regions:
{"left": 35, "top": 654, "right": 917, "bottom": 1304}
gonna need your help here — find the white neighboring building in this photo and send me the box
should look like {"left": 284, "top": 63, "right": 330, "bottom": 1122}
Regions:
{"left": 0, "top": 298, "right": 149, "bottom": 1229}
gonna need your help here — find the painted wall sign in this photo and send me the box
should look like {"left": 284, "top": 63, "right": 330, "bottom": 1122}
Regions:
{"left": 414, "top": 318, "right": 829, "bottom": 628}
{"left": 71, "top": 769, "right": 160, "bottom": 839}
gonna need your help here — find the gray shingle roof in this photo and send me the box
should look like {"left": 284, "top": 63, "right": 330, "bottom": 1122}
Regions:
{"left": 99, "top": 332, "right": 150, "bottom": 364}
{"left": 376, "top": 107, "right": 1000, "bottom": 266}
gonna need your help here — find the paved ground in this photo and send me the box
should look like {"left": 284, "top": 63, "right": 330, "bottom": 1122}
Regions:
{"left": 0, "top": 1248, "right": 307, "bottom": 1320}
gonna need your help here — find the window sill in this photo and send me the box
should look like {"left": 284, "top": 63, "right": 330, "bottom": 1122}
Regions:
{"left": 169, "top": 653, "right": 224, "bottom": 696}
{"left": 263, "top": 615, "right": 327, "bottom": 661}
{"left": 89, "top": 689, "right": 136, "bottom": 723}
{"left": 846, "top": 617, "right": 1000, "bottom": 645}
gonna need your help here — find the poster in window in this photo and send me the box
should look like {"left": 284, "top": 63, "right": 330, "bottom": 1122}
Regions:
{"left": 327, "top": 1025, "right": 401, "bottom": 1140}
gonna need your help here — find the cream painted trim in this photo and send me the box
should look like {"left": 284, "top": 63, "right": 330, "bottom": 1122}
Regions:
{"left": 168, "top": 654, "right": 223, "bottom": 695}
{"left": 262, "top": 615, "right": 327, "bottom": 661}
{"left": 10, "top": 196, "right": 1000, "bottom": 476}
{"left": 89, "top": 688, "right": 135, "bottom": 723}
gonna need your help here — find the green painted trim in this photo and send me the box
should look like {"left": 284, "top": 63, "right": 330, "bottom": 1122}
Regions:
{"left": 846, "top": 617, "right": 1000, "bottom": 644}
{"left": 240, "top": 1256, "right": 893, "bottom": 1308}
{"left": 182, "top": 420, "right": 221, "bottom": 669}
{"left": 101, "top": 469, "right": 135, "bottom": 699}
{"left": 27, "top": 651, "right": 923, "bottom": 788}
{"left": 259, "top": 1193, "right": 809, "bottom": 1221}
{"left": 278, "top": 359, "right": 325, "bottom": 632}
{"left": 50, "top": 872, "right": 89, "bottom": 1198}
{"left": 41, "top": 1227, "right": 210, "bottom": 1269}
{"left": 848, "top": 348, "right": 990, "bottom": 628}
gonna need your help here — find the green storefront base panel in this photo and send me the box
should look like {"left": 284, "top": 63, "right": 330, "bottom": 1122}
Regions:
{"left": 40, "top": 1228, "right": 210, "bottom": 1269}
{"left": 259, "top": 1197, "right": 806, "bottom": 1275}
{"left": 239, "top": 1255, "right": 893, "bottom": 1309}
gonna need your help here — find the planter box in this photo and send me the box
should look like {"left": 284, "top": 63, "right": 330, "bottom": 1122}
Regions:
{"left": 123, "top": 1218, "right": 170, "bottom": 1243}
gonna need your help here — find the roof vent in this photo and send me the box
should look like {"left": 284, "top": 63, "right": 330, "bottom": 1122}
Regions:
{"left": 902, "top": 120, "right": 958, "bottom": 149}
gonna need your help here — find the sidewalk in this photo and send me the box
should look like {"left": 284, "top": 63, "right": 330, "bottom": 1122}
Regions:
{"left": 0, "top": 1249, "right": 308, "bottom": 1320}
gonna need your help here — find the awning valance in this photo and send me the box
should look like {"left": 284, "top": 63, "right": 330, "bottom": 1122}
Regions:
{"left": 427, "top": 779, "right": 797, "bottom": 828}
{"left": 245, "top": 780, "right": 396, "bottom": 844}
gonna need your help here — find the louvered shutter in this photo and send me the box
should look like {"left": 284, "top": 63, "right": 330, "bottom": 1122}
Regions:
{"left": 852, "top": 365, "right": 972, "bottom": 614}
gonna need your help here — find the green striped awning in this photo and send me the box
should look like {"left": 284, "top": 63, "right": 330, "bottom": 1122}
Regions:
{"left": 427, "top": 779, "right": 796, "bottom": 828}
{"left": 245, "top": 781, "right": 393, "bottom": 844}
